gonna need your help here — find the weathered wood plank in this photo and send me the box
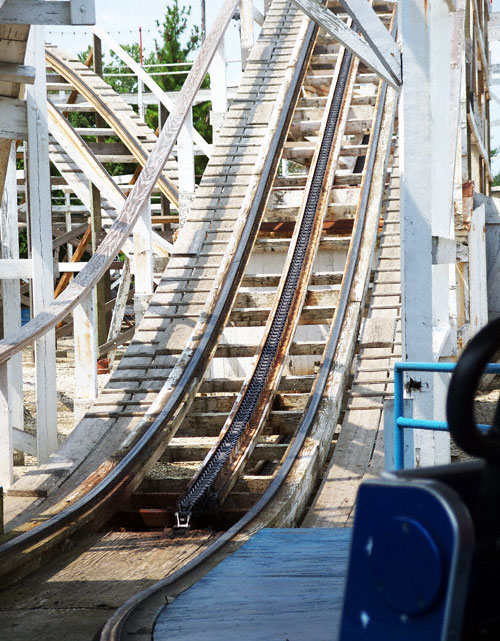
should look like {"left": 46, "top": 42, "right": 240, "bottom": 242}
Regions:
{"left": 154, "top": 529, "right": 350, "bottom": 641}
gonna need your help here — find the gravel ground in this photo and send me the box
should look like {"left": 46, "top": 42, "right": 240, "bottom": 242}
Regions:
{"left": 451, "top": 387, "right": 500, "bottom": 462}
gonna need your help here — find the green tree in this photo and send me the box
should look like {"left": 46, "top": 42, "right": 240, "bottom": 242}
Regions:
{"left": 96, "top": 1, "right": 211, "bottom": 178}
{"left": 492, "top": 148, "right": 500, "bottom": 187}
{"left": 148, "top": 0, "right": 211, "bottom": 176}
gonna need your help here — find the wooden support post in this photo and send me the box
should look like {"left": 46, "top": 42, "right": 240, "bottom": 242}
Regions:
{"left": 1, "top": 144, "right": 24, "bottom": 466}
{"left": 133, "top": 200, "right": 153, "bottom": 324}
{"left": 92, "top": 33, "right": 108, "bottom": 144}
{"left": 0, "top": 363, "right": 12, "bottom": 488}
{"left": 339, "top": 0, "right": 401, "bottom": 84}
{"left": 0, "top": 144, "right": 20, "bottom": 487}
{"left": 25, "top": 26, "right": 58, "bottom": 464}
{"left": 91, "top": 183, "right": 110, "bottom": 348}
{"left": 159, "top": 103, "right": 171, "bottom": 223}
{"left": 210, "top": 39, "right": 228, "bottom": 141}
{"left": 0, "top": 0, "right": 96, "bottom": 24}
{"left": 65, "top": 192, "right": 73, "bottom": 259}
{"left": 177, "top": 108, "right": 195, "bottom": 227}
{"left": 106, "top": 256, "right": 131, "bottom": 368}
{"left": 399, "top": 0, "right": 463, "bottom": 466}
{"left": 201, "top": 0, "right": 206, "bottom": 40}
{"left": 240, "top": 0, "right": 254, "bottom": 70}
{"left": 469, "top": 204, "right": 488, "bottom": 334}
{"left": 73, "top": 292, "right": 97, "bottom": 424}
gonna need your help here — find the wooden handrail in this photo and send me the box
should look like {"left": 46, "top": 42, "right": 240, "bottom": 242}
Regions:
{"left": 0, "top": 0, "right": 240, "bottom": 367}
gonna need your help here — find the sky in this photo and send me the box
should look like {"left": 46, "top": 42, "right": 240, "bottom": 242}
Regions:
{"left": 46, "top": 1, "right": 260, "bottom": 64}
{"left": 489, "top": 0, "right": 500, "bottom": 173}
{"left": 46, "top": 1, "right": 264, "bottom": 88}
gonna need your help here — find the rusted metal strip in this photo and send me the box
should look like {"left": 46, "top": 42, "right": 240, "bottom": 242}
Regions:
{"left": 175, "top": 41, "right": 359, "bottom": 523}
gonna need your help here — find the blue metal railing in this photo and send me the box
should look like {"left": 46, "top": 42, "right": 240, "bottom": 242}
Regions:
{"left": 393, "top": 361, "right": 500, "bottom": 470}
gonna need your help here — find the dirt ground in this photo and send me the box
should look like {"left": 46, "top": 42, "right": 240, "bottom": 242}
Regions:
{"left": 14, "top": 336, "right": 114, "bottom": 481}
{"left": 451, "top": 386, "right": 500, "bottom": 462}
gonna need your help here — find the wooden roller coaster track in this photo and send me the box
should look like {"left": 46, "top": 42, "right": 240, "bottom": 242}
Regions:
{"left": 0, "top": 2, "right": 399, "bottom": 640}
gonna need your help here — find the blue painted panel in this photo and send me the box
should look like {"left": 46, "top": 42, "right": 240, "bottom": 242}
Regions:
{"left": 339, "top": 480, "right": 474, "bottom": 641}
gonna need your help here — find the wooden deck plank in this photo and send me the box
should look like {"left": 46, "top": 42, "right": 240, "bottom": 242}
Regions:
{"left": 154, "top": 529, "right": 351, "bottom": 641}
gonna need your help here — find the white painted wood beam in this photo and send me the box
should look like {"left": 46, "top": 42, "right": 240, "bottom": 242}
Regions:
{"left": 0, "top": 97, "right": 27, "bottom": 140}
{"left": 133, "top": 201, "right": 153, "bottom": 325}
{"left": 253, "top": 5, "right": 265, "bottom": 26}
{"left": 0, "top": 258, "right": 32, "bottom": 278}
{"left": 468, "top": 109, "right": 494, "bottom": 183}
{"left": 106, "top": 256, "right": 131, "bottom": 368}
{"left": 399, "top": 0, "right": 434, "bottom": 465}
{"left": 399, "top": 0, "right": 464, "bottom": 467}
{"left": 339, "top": 0, "right": 401, "bottom": 84}
{"left": 469, "top": 205, "right": 488, "bottom": 334}
{"left": 0, "top": 144, "right": 21, "bottom": 488}
{"left": 69, "top": 0, "right": 94, "bottom": 25}
{"left": 13, "top": 428, "right": 36, "bottom": 456}
{"left": 178, "top": 109, "right": 195, "bottom": 226}
{"left": 290, "top": 0, "right": 400, "bottom": 89}
{"left": 73, "top": 292, "right": 97, "bottom": 425}
{"left": 25, "top": 27, "right": 58, "bottom": 464}
{"left": 210, "top": 39, "right": 228, "bottom": 141}
{"left": 0, "top": 62, "right": 34, "bottom": 85}
{"left": 57, "top": 262, "right": 87, "bottom": 272}
{"left": 0, "top": 0, "right": 95, "bottom": 24}
{"left": 240, "top": 0, "right": 254, "bottom": 70}
{"left": 0, "top": 363, "right": 12, "bottom": 488}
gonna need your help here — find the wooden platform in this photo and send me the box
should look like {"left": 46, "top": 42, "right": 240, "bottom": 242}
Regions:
{"left": 153, "top": 528, "right": 351, "bottom": 641}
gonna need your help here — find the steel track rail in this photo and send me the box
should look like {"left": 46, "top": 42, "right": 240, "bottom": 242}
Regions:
{"left": 45, "top": 47, "right": 179, "bottom": 207}
{"left": 0, "top": 11, "right": 318, "bottom": 587}
{"left": 175, "top": 44, "right": 357, "bottom": 525}
{"left": 100, "top": 58, "right": 396, "bottom": 641}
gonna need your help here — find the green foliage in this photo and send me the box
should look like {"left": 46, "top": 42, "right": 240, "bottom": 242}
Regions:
{"left": 152, "top": 1, "right": 201, "bottom": 93}
{"left": 491, "top": 148, "right": 500, "bottom": 187}
{"left": 19, "top": 229, "right": 28, "bottom": 259}
{"left": 78, "top": 1, "right": 211, "bottom": 180}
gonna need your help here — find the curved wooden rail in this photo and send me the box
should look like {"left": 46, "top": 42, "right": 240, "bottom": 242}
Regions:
{"left": 46, "top": 46, "right": 180, "bottom": 207}
{"left": 0, "top": 0, "right": 239, "bottom": 368}
{"left": 47, "top": 99, "right": 174, "bottom": 256}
